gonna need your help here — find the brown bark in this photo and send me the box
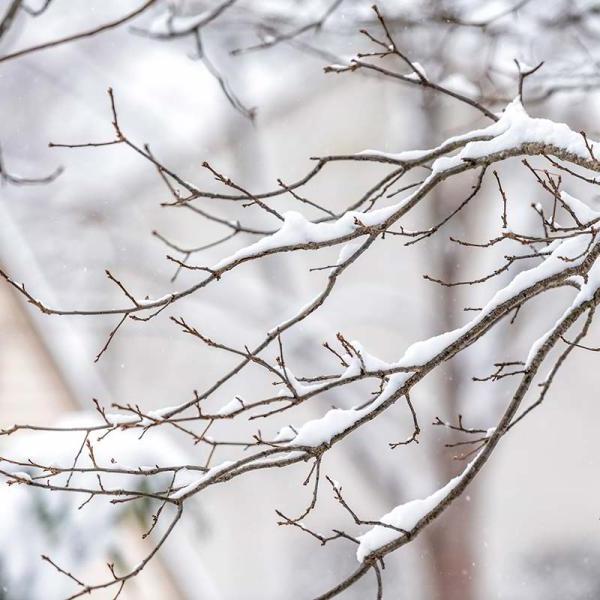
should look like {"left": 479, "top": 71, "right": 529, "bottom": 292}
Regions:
{"left": 423, "top": 96, "right": 477, "bottom": 600}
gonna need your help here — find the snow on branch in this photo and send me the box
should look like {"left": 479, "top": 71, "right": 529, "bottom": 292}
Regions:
{"left": 356, "top": 455, "right": 477, "bottom": 562}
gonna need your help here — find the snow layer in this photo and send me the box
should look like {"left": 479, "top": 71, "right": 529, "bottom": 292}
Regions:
{"left": 287, "top": 372, "right": 410, "bottom": 447}
{"left": 217, "top": 396, "right": 245, "bottom": 416}
{"left": 526, "top": 241, "right": 600, "bottom": 366}
{"left": 170, "top": 460, "right": 234, "bottom": 499}
{"left": 356, "top": 457, "right": 476, "bottom": 562}
{"left": 432, "top": 98, "right": 600, "bottom": 173}
{"left": 560, "top": 191, "right": 600, "bottom": 224}
{"left": 211, "top": 208, "right": 398, "bottom": 271}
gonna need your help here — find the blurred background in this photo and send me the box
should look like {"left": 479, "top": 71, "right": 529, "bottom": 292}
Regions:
{"left": 2, "top": 1, "right": 600, "bottom": 598}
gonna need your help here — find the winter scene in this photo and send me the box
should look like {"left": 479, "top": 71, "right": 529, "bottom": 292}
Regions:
{"left": 1, "top": 1, "right": 600, "bottom": 598}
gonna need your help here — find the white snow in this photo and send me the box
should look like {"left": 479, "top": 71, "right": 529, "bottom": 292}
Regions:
{"left": 251, "top": 450, "right": 305, "bottom": 466}
{"left": 432, "top": 99, "right": 600, "bottom": 174}
{"left": 337, "top": 239, "right": 366, "bottom": 265}
{"left": 356, "top": 457, "right": 477, "bottom": 562}
{"left": 404, "top": 62, "right": 427, "bottom": 81}
{"left": 170, "top": 460, "right": 234, "bottom": 499}
{"left": 105, "top": 412, "right": 144, "bottom": 426}
{"left": 211, "top": 210, "right": 358, "bottom": 270}
{"left": 286, "top": 372, "right": 411, "bottom": 448}
{"left": 273, "top": 425, "right": 297, "bottom": 443}
{"left": 560, "top": 191, "right": 600, "bottom": 223}
{"left": 525, "top": 244, "right": 600, "bottom": 366}
{"left": 216, "top": 396, "right": 245, "bottom": 416}
{"left": 137, "top": 293, "right": 175, "bottom": 307}
{"left": 146, "top": 405, "right": 182, "bottom": 420}
{"left": 325, "top": 63, "right": 352, "bottom": 72}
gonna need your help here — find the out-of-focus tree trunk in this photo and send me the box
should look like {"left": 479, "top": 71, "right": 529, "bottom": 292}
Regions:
{"left": 421, "top": 96, "right": 477, "bottom": 600}
{"left": 425, "top": 361, "right": 478, "bottom": 600}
